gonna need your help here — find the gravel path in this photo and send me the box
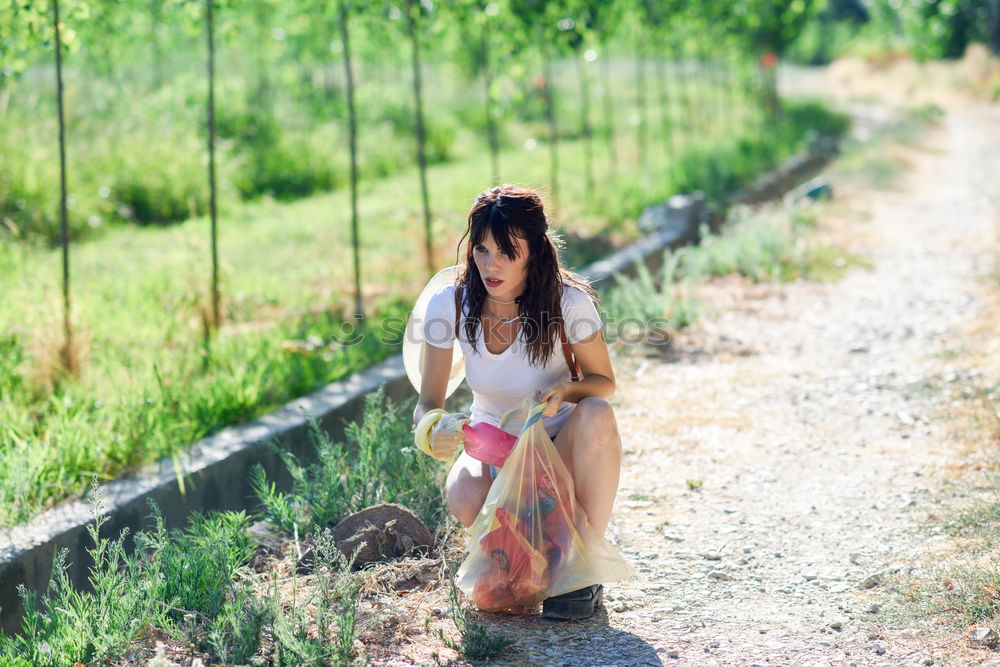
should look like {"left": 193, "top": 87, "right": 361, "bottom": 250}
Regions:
{"left": 383, "top": 104, "right": 1000, "bottom": 666}
{"left": 588, "top": 101, "right": 1000, "bottom": 667}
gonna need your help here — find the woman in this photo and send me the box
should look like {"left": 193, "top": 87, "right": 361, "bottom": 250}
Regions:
{"left": 413, "top": 185, "right": 623, "bottom": 620}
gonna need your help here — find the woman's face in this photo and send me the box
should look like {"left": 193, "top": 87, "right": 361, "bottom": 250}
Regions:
{"left": 473, "top": 231, "right": 530, "bottom": 302}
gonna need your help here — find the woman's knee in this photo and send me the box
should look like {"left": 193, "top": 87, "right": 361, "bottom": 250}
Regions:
{"left": 574, "top": 398, "right": 619, "bottom": 438}
{"left": 445, "top": 459, "right": 492, "bottom": 527}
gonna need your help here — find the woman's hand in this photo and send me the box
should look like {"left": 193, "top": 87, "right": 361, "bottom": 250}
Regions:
{"left": 540, "top": 381, "right": 570, "bottom": 417}
{"left": 430, "top": 429, "right": 464, "bottom": 460}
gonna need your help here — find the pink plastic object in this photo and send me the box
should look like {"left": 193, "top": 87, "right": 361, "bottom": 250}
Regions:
{"left": 462, "top": 422, "right": 517, "bottom": 466}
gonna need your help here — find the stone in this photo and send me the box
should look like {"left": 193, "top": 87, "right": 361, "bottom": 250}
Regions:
{"left": 866, "top": 602, "right": 882, "bottom": 614}
{"left": 708, "top": 570, "right": 732, "bottom": 581}
{"left": 968, "top": 626, "right": 999, "bottom": 647}
{"left": 873, "top": 642, "right": 887, "bottom": 655}
{"left": 666, "top": 650, "right": 680, "bottom": 659}
{"left": 859, "top": 571, "right": 884, "bottom": 589}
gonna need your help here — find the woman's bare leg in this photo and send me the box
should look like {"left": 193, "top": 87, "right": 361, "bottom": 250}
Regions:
{"left": 445, "top": 451, "right": 494, "bottom": 527}
{"left": 551, "top": 397, "right": 622, "bottom": 535}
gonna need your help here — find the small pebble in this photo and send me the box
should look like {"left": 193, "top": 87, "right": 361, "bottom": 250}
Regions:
{"left": 667, "top": 650, "right": 680, "bottom": 659}
{"left": 866, "top": 602, "right": 881, "bottom": 613}
{"left": 708, "top": 570, "right": 732, "bottom": 581}
{"left": 873, "top": 642, "right": 886, "bottom": 655}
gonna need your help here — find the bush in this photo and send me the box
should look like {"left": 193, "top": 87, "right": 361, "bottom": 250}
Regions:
{"left": 235, "top": 130, "right": 340, "bottom": 201}
{"left": 0, "top": 491, "right": 167, "bottom": 666}
{"left": 252, "top": 387, "right": 447, "bottom": 537}
{"left": 137, "top": 503, "right": 254, "bottom": 621}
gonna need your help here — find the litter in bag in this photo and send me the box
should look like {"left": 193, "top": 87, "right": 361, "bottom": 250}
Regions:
{"left": 462, "top": 421, "right": 517, "bottom": 467}
{"left": 456, "top": 395, "right": 634, "bottom": 612}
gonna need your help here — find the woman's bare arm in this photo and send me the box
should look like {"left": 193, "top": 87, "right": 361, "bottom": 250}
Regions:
{"left": 541, "top": 329, "right": 615, "bottom": 415}
{"left": 413, "top": 342, "right": 456, "bottom": 425}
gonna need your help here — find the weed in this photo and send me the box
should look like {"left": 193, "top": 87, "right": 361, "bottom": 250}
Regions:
{"left": 204, "top": 588, "right": 272, "bottom": 666}
{"left": 252, "top": 387, "right": 447, "bottom": 537}
{"left": 686, "top": 479, "right": 704, "bottom": 490}
{"left": 137, "top": 501, "right": 254, "bottom": 621}
{"left": 603, "top": 254, "right": 701, "bottom": 342}
{"left": 268, "top": 530, "right": 366, "bottom": 666}
{"left": 434, "top": 562, "right": 516, "bottom": 660}
{"left": 675, "top": 206, "right": 864, "bottom": 284}
{"left": 0, "top": 484, "right": 165, "bottom": 665}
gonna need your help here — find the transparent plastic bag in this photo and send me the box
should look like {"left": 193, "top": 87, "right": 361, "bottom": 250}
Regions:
{"left": 456, "top": 395, "right": 634, "bottom": 612}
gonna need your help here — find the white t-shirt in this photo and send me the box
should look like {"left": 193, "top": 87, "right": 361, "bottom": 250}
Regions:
{"left": 423, "top": 282, "right": 603, "bottom": 437}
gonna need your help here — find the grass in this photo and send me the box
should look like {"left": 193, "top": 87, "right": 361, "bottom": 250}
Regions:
{"left": 600, "top": 199, "right": 869, "bottom": 347}
{"left": 432, "top": 561, "right": 517, "bottom": 661}
{"left": 0, "top": 390, "right": 435, "bottom": 665}
{"left": 252, "top": 387, "right": 448, "bottom": 537}
{"left": 0, "top": 91, "right": 844, "bottom": 528}
{"left": 883, "top": 377, "right": 1000, "bottom": 633}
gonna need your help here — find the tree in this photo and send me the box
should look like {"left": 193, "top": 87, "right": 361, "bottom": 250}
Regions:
{"left": 509, "top": 0, "right": 567, "bottom": 205}
{"left": 446, "top": 0, "right": 514, "bottom": 184}
{"left": 338, "top": 0, "right": 364, "bottom": 316}
{"left": 52, "top": 0, "right": 75, "bottom": 375}
{"left": 720, "top": 0, "right": 823, "bottom": 117}
{"left": 399, "top": 0, "right": 435, "bottom": 274}
{"left": 205, "top": 0, "right": 221, "bottom": 333}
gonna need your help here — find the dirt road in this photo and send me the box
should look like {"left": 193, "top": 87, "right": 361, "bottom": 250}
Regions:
{"left": 402, "top": 105, "right": 1000, "bottom": 667}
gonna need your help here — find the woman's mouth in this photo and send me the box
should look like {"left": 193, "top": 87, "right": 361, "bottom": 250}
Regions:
{"left": 484, "top": 278, "right": 503, "bottom": 288}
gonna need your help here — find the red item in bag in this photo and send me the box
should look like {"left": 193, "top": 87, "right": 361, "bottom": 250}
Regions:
{"left": 462, "top": 421, "right": 517, "bottom": 467}
{"left": 473, "top": 508, "right": 548, "bottom": 610}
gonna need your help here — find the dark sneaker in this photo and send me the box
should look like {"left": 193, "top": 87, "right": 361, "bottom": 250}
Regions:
{"left": 541, "top": 584, "right": 604, "bottom": 621}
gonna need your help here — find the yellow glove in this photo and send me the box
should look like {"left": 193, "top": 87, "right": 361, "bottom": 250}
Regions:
{"left": 414, "top": 409, "right": 469, "bottom": 460}
{"left": 414, "top": 409, "right": 447, "bottom": 458}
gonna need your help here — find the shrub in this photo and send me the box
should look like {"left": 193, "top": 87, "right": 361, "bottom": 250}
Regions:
{"left": 0, "top": 490, "right": 166, "bottom": 666}
{"left": 252, "top": 387, "right": 446, "bottom": 537}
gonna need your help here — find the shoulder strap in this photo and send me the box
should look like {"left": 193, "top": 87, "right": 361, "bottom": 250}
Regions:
{"left": 560, "top": 323, "right": 582, "bottom": 382}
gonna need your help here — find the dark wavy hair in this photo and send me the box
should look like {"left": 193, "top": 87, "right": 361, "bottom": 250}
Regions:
{"left": 454, "top": 185, "right": 597, "bottom": 366}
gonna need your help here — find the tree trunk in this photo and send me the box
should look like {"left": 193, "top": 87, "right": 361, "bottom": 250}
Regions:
{"left": 206, "top": 0, "right": 221, "bottom": 332}
{"left": 52, "top": 0, "right": 74, "bottom": 373}
{"left": 678, "top": 39, "right": 697, "bottom": 141}
{"left": 653, "top": 45, "right": 673, "bottom": 158}
{"left": 634, "top": 36, "right": 647, "bottom": 167}
{"left": 542, "top": 53, "right": 560, "bottom": 206}
{"left": 404, "top": 0, "right": 434, "bottom": 275}
{"left": 479, "top": 23, "right": 500, "bottom": 184}
{"left": 663, "top": 39, "right": 683, "bottom": 153}
{"left": 253, "top": 1, "right": 272, "bottom": 116}
{"left": 150, "top": 0, "right": 164, "bottom": 89}
{"left": 600, "top": 42, "right": 618, "bottom": 178}
{"left": 339, "top": 1, "right": 363, "bottom": 317}
{"left": 989, "top": 0, "right": 1000, "bottom": 54}
{"left": 574, "top": 53, "right": 594, "bottom": 196}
